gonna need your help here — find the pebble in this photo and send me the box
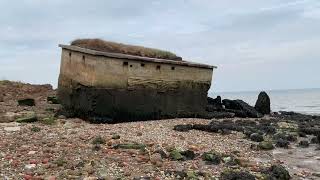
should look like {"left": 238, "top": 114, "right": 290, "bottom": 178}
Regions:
{"left": 25, "top": 164, "right": 36, "bottom": 169}
{"left": 28, "top": 151, "right": 37, "bottom": 155}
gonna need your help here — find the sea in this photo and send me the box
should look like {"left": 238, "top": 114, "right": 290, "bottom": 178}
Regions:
{"left": 210, "top": 88, "right": 320, "bottom": 115}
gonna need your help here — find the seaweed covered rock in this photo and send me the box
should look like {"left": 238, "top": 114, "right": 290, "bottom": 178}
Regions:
{"left": 255, "top": 91, "right": 271, "bottom": 115}
{"left": 220, "top": 170, "right": 255, "bottom": 180}
{"left": 273, "top": 132, "right": 297, "bottom": 142}
{"left": 47, "top": 96, "right": 59, "bottom": 104}
{"left": 169, "top": 149, "right": 196, "bottom": 161}
{"left": 16, "top": 115, "right": 38, "bottom": 123}
{"left": 202, "top": 151, "right": 222, "bottom": 165}
{"left": 18, "top": 98, "right": 35, "bottom": 106}
{"left": 258, "top": 141, "right": 274, "bottom": 150}
{"left": 250, "top": 133, "right": 264, "bottom": 142}
{"left": 222, "top": 99, "right": 262, "bottom": 118}
{"left": 266, "top": 165, "right": 291, "bottom": 180}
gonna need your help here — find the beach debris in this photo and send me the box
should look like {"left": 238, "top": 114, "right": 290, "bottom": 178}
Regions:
{"left": 255, "top": 91, "right": 271, "bottom": 115}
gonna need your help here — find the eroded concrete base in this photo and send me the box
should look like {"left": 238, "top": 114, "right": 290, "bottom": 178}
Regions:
{"left": 58, "top": 82, "right": 209, "bottom": 122}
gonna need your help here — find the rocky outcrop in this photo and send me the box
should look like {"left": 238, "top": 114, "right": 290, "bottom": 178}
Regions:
{"left": 207, "top": 96, "right": 223, "bottom": 111}
{"left": 255, "top": 91, "right": 271, "bottom": 114}
{"left": 222, "top": 99, "right": 262, "bottom": 118}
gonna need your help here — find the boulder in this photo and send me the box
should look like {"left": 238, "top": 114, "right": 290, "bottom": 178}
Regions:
{"left": 222, "top": 99, "right": 262, "bottom": 118}
{"left": 18, "top": 98, "right": 35, "bottom": 106}
{"left": 207, "top": 96, "right": 223, "bottom": 110}
{"left": 255, "top": 91, "right": 271, "bottom": 115}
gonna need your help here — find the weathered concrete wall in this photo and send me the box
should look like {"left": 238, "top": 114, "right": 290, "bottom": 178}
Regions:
{"left": 58, "top": 46, "right": 215, "bottom": 122}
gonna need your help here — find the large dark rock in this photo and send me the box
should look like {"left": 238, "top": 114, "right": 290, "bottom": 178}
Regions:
{"left": 255, "top": 91, "right": 271, "bottom": 115}
{"left": 207, "top": 96, "right": 223, "bottom": 110}
{"left": 222, "top": 99, "right": 262, "bottom": 118}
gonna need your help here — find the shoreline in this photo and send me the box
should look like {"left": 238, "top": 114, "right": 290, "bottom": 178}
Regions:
{"left": 1, "top": 80, "right": 320, "bottom": 179}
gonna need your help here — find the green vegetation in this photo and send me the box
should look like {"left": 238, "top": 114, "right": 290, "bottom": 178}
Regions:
{"left": 202, "top": 150, "right": 222, "bottom": 165}
{"left": 258, "top": 141, "right": 274, "bottom": 150}
{"left": 16, "top": 115, "right": 38, "bottom": 123}
{"left": 41, "top": 116, "right": 56, "bottom": 125}
{"left": 92, "top": 136, "right": 106, "bottom": 145}
{"left": 54, "top": 157, "right": 67, "bottom": 167}
{"left": 30, "top": 126, "right": 41, "bottom": 132}
{"left": 71, "top": 38, "right": 182, "bottom": 61}
{"left": 47, "top": 96, "right": 59, "bottom": 104}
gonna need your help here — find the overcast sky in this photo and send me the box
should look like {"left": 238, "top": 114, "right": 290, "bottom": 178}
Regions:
{"left": 0, "top": 0, "right": 319, "bottom": 92}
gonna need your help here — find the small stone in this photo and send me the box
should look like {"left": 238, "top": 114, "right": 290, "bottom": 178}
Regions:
{"left": 25, "top": 164, "right": 36, "bottom": 169}
{"left": 250, "top": 133, "right": 264, "bottom": 142}
{"left": 137, "top": 132, "right": 143, "bottom": 136}
{"left": 28, "top": 151, "right": 37, "bottom": 155}
{"left": 150, "top": 153, "right": 163, "bottom": 166}
{"left": 111, "top": 134, "right": 120, "bottom": 139}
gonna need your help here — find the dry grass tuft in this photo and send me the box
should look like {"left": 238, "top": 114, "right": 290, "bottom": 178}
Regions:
{"left": 71, "top": 38, "right": 182, "bottom": 61}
